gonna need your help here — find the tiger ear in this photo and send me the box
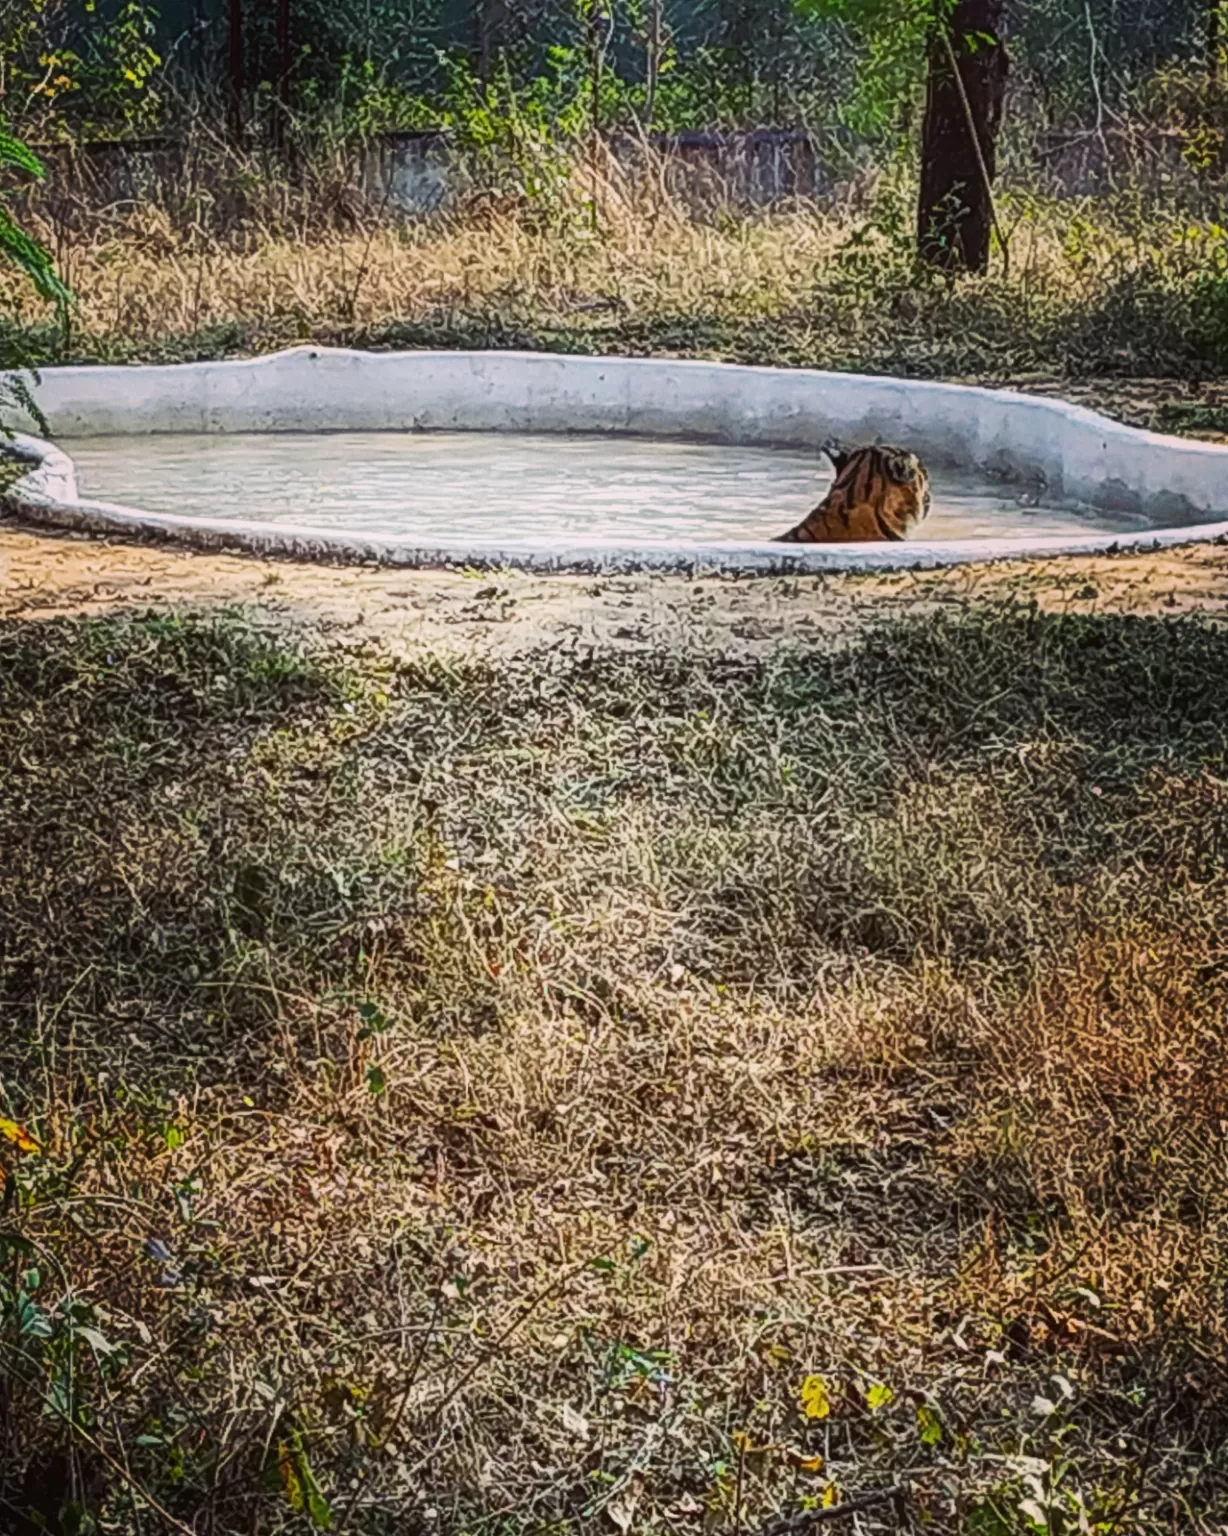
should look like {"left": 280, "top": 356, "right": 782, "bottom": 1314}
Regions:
{"left": 822, "top": 441, "right": 851, "bottom": 474}
{"left": 885, "top": 451, "right": 918, "bottom": 485}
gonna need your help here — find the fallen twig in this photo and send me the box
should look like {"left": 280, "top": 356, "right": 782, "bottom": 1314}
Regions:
{"left": 751, "top": 1485, "right": 907, "bottom": 1533}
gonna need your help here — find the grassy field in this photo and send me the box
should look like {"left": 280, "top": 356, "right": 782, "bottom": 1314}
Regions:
{"left": 2, "top": 597, "right": 1227, "bottom": 1533}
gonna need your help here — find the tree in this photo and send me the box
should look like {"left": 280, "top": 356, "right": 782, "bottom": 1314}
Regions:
{"left": 228, "top": 0, "right": 244, "bottom": 145}
{"left": 917, "top": 0, "right": 1007, "bottom": 272}
{"left": 275, "top": 0, "right": 292, "bottom": 151}
{"left": 799, "top": 0, "right": 1008, "bottom": 273}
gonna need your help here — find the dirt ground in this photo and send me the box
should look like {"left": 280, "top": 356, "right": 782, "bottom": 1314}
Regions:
{"left": 4, "top": 517, "right": 1228, "bottom": 653}
{"left": 6, "top": 368, "right": 1228, "bottom": 649}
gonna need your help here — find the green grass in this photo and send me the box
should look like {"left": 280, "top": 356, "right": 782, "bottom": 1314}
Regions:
{"left": 2, "top": 605, "right": 1228, "bottom": 1533}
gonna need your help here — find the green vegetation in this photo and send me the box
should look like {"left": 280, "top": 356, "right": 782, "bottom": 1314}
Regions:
{"left": 1, "top": 0, "right": 1220, "bottom": 141}
{"left": 0, "top": 124, "right": 68, "bottom": 435}
{"left": 0, "top": 0, "right": 1225, "bottom": 392}
{"left": 2, "top": 603, "right": 1227, "bottom": 1531}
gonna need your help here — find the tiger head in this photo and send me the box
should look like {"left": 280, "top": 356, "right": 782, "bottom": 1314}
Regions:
{"left": 777, "top": 443, "right": 931, "bottom": 544}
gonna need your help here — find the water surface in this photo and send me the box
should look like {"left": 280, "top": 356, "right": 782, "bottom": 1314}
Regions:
{"left": 60, "top": 431, "right": 1152, "bottom": 544}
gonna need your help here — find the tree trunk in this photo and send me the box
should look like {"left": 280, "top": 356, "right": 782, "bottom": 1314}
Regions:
{"left": 226, "top": 0, "right": 243, "bottom": 147}
{"left": 645, "top": 0, "right": 662, "bottom": 130}
{"left": 275, "top": 0, "right": 291, "bottom": 154}
{"left": 916, "top": 0, "right": 1007, "bottom": 274}
{"left": 477, "top": 0, "right": 506, "bottom": 83}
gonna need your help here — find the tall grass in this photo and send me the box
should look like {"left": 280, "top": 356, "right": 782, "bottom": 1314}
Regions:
{"left": 8, "top": 136, "right": 1228, "bottom": 391}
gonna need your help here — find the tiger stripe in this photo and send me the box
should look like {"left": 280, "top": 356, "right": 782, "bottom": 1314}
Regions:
{"left": 776, "top": 444, "right": 931, "bottom": 545}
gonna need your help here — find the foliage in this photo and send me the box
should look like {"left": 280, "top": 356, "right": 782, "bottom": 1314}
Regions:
{"left": 208, "top": 0, "right": 1228, "bottom": 138}
{"left": 797, "top": 0, "right": 936, "bottom": 135}
{"left": 0, "top": 0, "right": 1220, "bottom": 151}
{"left": 0, "top": 0, "right": 162, "bottom": 136}
{"left": 77, "top": 0, "right": 163, "bottom": 132}
{"left": 0, "top": 125, "right": 65, "bottom": 436}
{"left": 0, "top": 128, "right": 67, "bottom": 308}
{"left": 435, "top": 48, "right": 590, "bottom": 209}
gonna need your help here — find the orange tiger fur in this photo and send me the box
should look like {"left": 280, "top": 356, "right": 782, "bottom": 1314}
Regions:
{"left": 776, "top": 444, "right": 931, "bottom": 544}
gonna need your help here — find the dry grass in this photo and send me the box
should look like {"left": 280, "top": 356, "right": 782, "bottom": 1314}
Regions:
{"left": 9, "top": 152, "right": 1228, "bottom": 395}
{"left": 3, "top": 147, "right": 1228, "bottom": 1534}
{"left": 2, "top": 602, "right": 1227, "bottom": 1534}
{"left": 18, "top": 188, "right": 851, "bottom": 361}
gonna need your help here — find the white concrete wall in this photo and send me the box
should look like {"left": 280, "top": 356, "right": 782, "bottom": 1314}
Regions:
{"left": 6, "top": 346, "right": 1228, "bottom": 573}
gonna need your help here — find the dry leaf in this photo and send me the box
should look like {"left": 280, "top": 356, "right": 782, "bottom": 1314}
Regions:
{"left": 278, "top": 1444, "right": 305, "bottom": 1512}
{"left": 606, "top": 1471, "right": 645, "bottom": 1533}
{"left": 732, "top": 1430, "right": 778, "bottom": 1459}
{"left": 0, "top": 1117, "right": 39, "bottom": 1155}
{"left": 561, "top": 1402, "right": 590, "bottom": 1440}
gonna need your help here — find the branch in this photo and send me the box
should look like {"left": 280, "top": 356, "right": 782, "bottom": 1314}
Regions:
{"left": 750, "top": 1484, "right": 908, "bottom": 1534}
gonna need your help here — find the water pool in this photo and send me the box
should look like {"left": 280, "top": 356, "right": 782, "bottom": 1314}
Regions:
{"left": 59, "top": 430, "right": 1153, "bottom": 546}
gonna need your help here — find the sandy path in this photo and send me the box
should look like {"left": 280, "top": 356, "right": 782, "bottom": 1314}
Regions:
{"left": 3, "top": 518, "right": 1228, "bottom": 653}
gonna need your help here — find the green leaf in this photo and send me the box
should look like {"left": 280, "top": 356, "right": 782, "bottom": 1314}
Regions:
{"left": 866, "top": 1382, "right": 894, "bottom": 1411}
{"left": 357, "top": 1001, "right": 392, "bottom": 1039}
{"left": 0, "top": 369, "right": 49, "bottom": 438}
{"left": 59, "top": 1499, "right": 95, "bottom": 1536}
{"left": 75, "top": 1325, "right": 119, "bottom": 1356}
{"left": 18, "top": 1297, "right": 53, "bottom": 1339}
{"left": 916, "top": 1403, "right": 944, "bottom": 1446}
{"left": 307, "top": 1489, "right": 334, "bottom": 1531}
{"left": 365, "top": 1065, "right": 387, "bottom": 1096}
{"left": 0, "top": 204, "right": 71, "bottom": 307}
{"left": 0, "top": 130, "right": 46, "bottom": 180}
{"left": 278, "top": 1432, "right": 333, "bottom": 1531}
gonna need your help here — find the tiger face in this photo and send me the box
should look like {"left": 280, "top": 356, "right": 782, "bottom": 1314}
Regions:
{"left": 776, "top": 443, "right": 931, "bottom": 544}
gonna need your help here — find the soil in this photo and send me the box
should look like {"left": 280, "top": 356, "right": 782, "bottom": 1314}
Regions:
{"left": 6, "top": 372, "right": 1228, "bottom": 646}
{"left": 3, "top": 515, "right": 1227, "bottom": 655}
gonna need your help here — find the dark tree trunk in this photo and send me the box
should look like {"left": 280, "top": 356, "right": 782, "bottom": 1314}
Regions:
{"left": 226, "top": 0, "right": 243, "bottom": 146}
{"left": 917, "top": 0, "right": 1008, "bottom": 274}
{"left": 645, "top": 0, "right": 663, "bottom": 129}
{"left": 477, "top": 0, "right": 506, "bottom": 83}
{"left": 275, "top": 0, "right": 292, "bottom": 153}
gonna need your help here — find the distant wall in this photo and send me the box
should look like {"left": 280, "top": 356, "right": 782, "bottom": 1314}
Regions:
{"left": 32, "top": 128, "right": 858, "bottom": 217}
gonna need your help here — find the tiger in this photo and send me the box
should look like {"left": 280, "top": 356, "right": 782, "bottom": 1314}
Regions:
{"left": 776, "top": 443, "right": 931, "bottom": 544}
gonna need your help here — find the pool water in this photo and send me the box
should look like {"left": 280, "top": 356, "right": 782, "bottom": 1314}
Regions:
{"left": 59, "top": 431, "right": 1152, "bottom": 544}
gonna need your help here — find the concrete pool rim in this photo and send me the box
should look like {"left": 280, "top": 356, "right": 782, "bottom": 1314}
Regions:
{"left": 4, "top": 345, "right": 1228, "bottom": 575}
